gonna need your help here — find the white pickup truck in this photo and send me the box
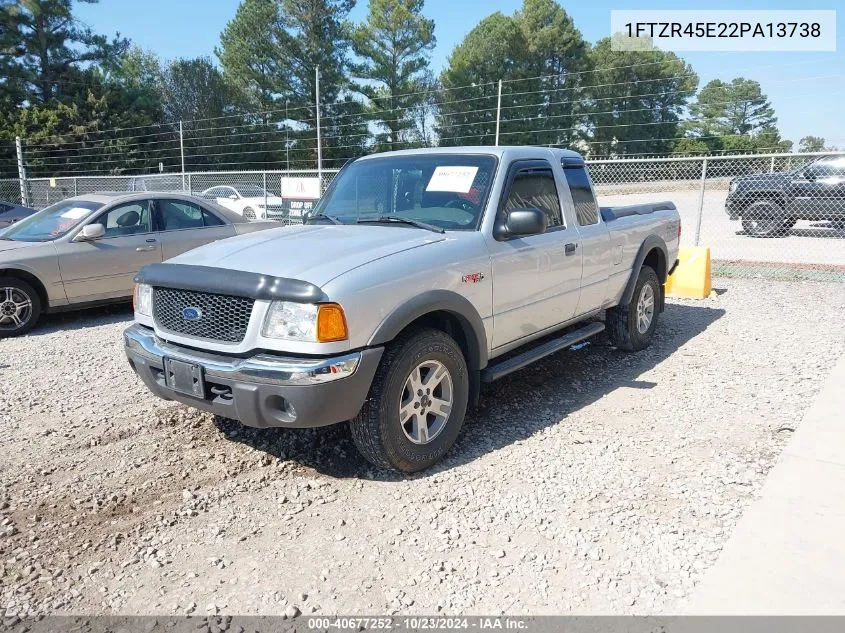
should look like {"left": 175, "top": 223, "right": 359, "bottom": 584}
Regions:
{"left": 125, "top": 147, "right": 680, "bottom": 472}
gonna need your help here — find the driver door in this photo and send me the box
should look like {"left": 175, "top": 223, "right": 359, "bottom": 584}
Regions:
{"left": 56, "top": 200, "right": 162, "bottom": 302}
{"left": 486, "top": 160, "right": 583, "bottom": 350}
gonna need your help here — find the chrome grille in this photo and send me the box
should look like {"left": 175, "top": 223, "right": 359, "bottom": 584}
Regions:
{"left": 153, "top": 288, "right": 254, "bottom": 343}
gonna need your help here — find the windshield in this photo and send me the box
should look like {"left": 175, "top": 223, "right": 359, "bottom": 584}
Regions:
{"left": 312, "top": 154, "right": 497, "bottom": 230}
{"left": 1, "top": 200, "right": 103, "bottom": 242}
{"left": 235, "top": 185, "right": 269, "bottom": 197}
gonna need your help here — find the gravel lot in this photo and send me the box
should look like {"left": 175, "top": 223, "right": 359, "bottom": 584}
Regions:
{"left": 1, "top": 278, "right": 844, "bottom": 618}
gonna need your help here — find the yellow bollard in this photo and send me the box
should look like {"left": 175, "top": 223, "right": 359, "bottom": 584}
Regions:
{"left": 665, "top": 246, "right": 712, "bottom": 299}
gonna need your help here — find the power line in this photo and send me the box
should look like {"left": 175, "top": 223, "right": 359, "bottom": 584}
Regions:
{"left": 27, "top": 85, "right": 844, "bottom": 168}
{"left": 20, "top": 54, "right": 839, "bottom": 146}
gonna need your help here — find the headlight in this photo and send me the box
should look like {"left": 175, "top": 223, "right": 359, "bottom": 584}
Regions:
{"left": 262, "top": 302, "right": 348, "bottom": 342}
{"left": 134, "top": 283, "right": 152, "bottom": 317}
{"left": 729, "top": 180, "right": 738, "bottom": 194}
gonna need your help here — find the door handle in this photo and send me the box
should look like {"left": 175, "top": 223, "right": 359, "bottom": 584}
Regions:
{"left": 565, "top": 242, "right": 578, "bottom": 255}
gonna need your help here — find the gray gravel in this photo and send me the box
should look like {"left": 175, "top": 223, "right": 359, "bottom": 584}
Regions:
{"left": 1, "top": 278, "right": 843, "bottom": 617}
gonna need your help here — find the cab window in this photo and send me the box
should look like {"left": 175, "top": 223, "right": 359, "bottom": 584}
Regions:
{"left": 502, "top": 163, "right": 564, "bottom": 229}
{"left": 563, "top": 166, "right": 599, "bottom": 226}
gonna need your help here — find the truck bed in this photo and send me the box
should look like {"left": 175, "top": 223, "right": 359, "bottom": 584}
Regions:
{"left": 600, "top": 201, "right": 677, "bottom": 222}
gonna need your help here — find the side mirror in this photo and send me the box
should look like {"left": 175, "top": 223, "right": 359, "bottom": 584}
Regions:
{"left": 229, "top": 194, "right": 239, "bottom": 200}
{"left": 77, "top": 223, "right": 106, "bottom": 241}
{"left": 494, "top": 207, "right": 548, "bottom": 241}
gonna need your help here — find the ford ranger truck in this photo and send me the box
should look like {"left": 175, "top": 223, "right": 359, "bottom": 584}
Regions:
{"left": 124, "top": 147, "right": 681, "bottom": 472}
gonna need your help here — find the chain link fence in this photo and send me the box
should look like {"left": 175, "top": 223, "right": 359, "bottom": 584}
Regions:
{"left": 15, "top": 170, "right": 341, "bottom": 226}
{"left": 591, "top": 151, "right": 845, "bottom": 283}
{"left": 5, "top": 152, "right": 844, "bottom": 282}
{"left": 0, "top": 178, "right": 21, "bottom": 206}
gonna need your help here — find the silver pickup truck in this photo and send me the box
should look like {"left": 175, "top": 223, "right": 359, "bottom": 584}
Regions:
{"left": 124, "top": 147, "right": 680, "bottom": 472}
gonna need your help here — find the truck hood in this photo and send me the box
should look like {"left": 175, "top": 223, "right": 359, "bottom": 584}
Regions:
{"left": 168, "top": 224, "right": 447, "bottom": 287}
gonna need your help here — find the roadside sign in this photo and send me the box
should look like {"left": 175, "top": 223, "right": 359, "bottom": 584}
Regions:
{"left": 281, "top": 177, "right": 321, "bottom": 218}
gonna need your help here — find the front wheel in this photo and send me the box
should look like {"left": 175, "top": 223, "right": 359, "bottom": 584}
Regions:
{"left": 242, "top": 207, "right": 256, "bottom": 221}
{"left": 606, "top": 265, "right": 660, "bottom": 352}
{"left": 350, "top": 328, "right": 469, "bottom": 473}
{"left": 741, "top": 200, "right": 788, "bottom": 237}
{"left": 0, "top": 277, "right": 42, "bottom": 338}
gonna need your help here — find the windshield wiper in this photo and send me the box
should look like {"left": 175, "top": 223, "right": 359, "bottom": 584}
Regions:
{"left": 356, "top": 216, "right": 445, "bottom": 234}
{"left": 304, "top": 213, "right": 342, "bottom": 225}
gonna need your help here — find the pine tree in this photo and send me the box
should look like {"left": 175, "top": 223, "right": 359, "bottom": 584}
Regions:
{"left": 351, "top": 0, "right": 435, "bottom": 151}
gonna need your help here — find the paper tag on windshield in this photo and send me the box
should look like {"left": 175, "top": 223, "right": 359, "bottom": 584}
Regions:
{"left": 61, "top": 208, "right": 92, "bottom": 220}
{"left": 426, "top": 166, "right": 479, "bottom": 194}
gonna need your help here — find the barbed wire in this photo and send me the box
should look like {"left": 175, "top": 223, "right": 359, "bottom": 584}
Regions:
{"left": 26, "top": 78, "right": 821, "bottom": 160}
{"left": 19, "top": 55, "right": 839, "bottom": 146}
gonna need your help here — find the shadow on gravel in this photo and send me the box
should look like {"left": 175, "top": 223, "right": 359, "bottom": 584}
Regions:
{"left": 216, "top": 302, "right": 726, "bottom": 480}
{"left": 29, "top": 302, "right": 134, "bottom": 337}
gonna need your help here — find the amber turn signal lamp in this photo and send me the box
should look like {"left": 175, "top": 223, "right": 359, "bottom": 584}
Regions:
{"left": 316, "top": 303, "right": 348, "bottom": 342}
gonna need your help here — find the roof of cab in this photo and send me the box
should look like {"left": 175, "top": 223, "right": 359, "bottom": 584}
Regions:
{"left": 354, "top": 145, "right": 584, "bottom": 162}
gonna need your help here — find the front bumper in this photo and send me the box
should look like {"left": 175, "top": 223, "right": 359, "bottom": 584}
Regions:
{"left": 124, "top": 324, "right": 383, "bottom": 428}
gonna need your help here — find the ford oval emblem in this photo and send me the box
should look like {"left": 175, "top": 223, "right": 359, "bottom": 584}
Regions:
{"left": 182, "top": 306, "right": 203, "bottom": 321}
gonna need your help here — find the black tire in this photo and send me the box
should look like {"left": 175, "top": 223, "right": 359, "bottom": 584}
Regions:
{"left": 243, "top": 207, "right": 256, "bottom": 221}
{"left": 0, "top": 276, "right": 42, "bottom": 338}
{"left": 350, "top": 328, "right": 469, "bottom": 473}
{"left": 606, "top": 265, "right": 660, "bottom": 352}
{"left": 741, "top": 200, "right": 788, "bottom": 237}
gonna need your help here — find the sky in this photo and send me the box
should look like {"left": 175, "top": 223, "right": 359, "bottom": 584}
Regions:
{"left": 74, "top": 0, "right": 845, "bottom": 149}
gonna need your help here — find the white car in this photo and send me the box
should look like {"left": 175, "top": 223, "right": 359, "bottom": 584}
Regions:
{"left": 200, "top": 185, "right": 286, "bottom": 221}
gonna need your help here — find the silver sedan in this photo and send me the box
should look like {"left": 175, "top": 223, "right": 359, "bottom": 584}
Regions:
{"left": 0, "top": 192, "right": 278, "bottom": 337}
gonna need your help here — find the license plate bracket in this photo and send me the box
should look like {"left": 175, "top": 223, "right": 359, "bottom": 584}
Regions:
{"left": 163, "top": 358, "right": 205, "bottom": 398}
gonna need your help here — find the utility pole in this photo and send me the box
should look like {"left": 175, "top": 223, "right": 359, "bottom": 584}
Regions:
{"left": 15, "top": 137, "right": 28, "bottom": 207}
{"left": 179, "top": 121, "right": 186, "bottom": 191}
{"left": 495, "top": 80, "right": 502, "bottom": 146}
{"left": 285, "top": 100, "right": 290, "bottom": 172}
{"left": 315, "top": 67, "right": 322, "bottom": 187}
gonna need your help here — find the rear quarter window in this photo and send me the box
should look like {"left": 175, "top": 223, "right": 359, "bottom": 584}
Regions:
{"left": 563, "top": 166, "right": 599, "bottom": 226}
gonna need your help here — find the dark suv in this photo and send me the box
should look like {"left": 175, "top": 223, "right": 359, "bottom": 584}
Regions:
{"left": 725, "top": 155, "right": 845, "bottom": 237}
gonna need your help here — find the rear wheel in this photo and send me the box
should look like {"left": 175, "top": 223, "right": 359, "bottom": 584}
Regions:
{"left": 0, "top": 277, "right": 42, "bottom": 338}
{"left": 741, "top": 200, "right": 788, "bottom": 237}
{"left": 606, "top": 265, "right": 660, "bottom": 352}
{"left": 350, "top": 328, "right": 469, "bottom": 473}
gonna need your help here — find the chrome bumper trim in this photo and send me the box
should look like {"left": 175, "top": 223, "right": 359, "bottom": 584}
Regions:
{"left": 124, "top": 323, "right": 360, "bottom": 385}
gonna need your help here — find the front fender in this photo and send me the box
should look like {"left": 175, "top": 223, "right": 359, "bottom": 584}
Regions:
{"left": 368, "top": 289, "right": 489, "bottom": 370}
